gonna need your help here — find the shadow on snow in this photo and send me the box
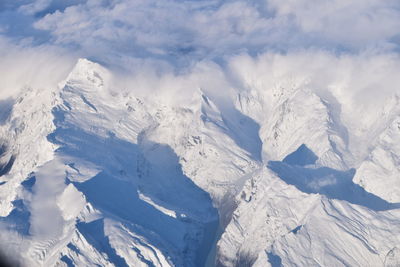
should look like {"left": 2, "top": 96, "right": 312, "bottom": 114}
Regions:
{"left": 46, "top": 105, "right": 218, "bottom": 267}
{"left": 268, "top": 144, "right": 400, "bottom": 211}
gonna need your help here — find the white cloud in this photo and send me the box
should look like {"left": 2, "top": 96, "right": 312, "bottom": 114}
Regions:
{"left": 0, "top": 0, "right": 398, "bottom": 71}
{"left": 18, "top": 0, "right": 53, "bottom": 15}
{"left": 268, "top": 0, "right": 400, "bottom": 50}
{"left": 1, "top": 0, "right": 400, "bottom": 113}
{"left": 0, "top": 37, "right": 77, "bottom": 98}
{"left": 26, "top": 0, "right": 400, "bottom": 64}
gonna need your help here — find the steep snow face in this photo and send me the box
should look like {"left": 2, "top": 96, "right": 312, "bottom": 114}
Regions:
{"left": 217, "top": 151, "right": 400, "bottom": 267}
{"left": 353, "top": 113, "right": 400, "bottom": 203}
{"left": 0, "top": 87, "right": 58, "bottom": 217}
{"left": 1, "top": 58, "right": 400, "bottom": 267}
{"left": 0, "top": 59, "right": 224, "bottom": 266}
{"left": 344, "top": 94, "right": 400, "bottom": 204}
{"left": 36, "top": 59, "right": 222, "bottom": 267}
{"left": 236, "top": 88, "right": 348, "bottom": 170}
{"left": 218, "top": 74, "right": 400, "bottom": 266}
{"left": 264, "top": 89, "right": 347, "bottom": 169}
{"left": 139, "top": 90, "right": 260, "bottom": 213}
{"left": 0, "top": 59, "right": 262, "bottom": 266}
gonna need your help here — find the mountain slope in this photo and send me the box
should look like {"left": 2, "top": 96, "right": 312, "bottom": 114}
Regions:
{"left": 0, "top": 59, "right": 399, "bottom": 267}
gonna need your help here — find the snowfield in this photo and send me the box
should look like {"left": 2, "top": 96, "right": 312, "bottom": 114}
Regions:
{"left": 0, "top": 58, "right": 399, "bottom": 267}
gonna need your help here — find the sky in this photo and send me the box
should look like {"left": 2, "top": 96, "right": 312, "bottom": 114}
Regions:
{"left": 0, "top": 0, "right": 400, "bottom": 109}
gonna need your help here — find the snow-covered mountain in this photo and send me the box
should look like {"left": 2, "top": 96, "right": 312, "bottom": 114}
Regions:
{"left": 0, "top": 58, "right": 399, "bottom": 267}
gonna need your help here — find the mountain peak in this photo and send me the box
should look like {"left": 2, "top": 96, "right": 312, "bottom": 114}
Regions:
{"left": 63, "top": 58, "right": 110, "bottom": 90}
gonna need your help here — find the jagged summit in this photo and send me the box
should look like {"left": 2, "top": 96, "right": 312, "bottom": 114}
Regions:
{"left": 62, "top": 58, "right": 110, "bottom": 90}
{"left": 0, "top": 59, "right": 399, "bottom": 266}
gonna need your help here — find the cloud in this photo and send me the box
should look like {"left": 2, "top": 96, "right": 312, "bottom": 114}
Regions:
{"left": 0, "top": 0, "right": 399, "bottom": 68}
{"left": 268, "top": 0, "right": 400, "bottom": 50}
{"left": 0, "top": 37, "right": 77, "bottom": 98}
{"left": 31, "top": 0, "right": 272, "bottom": 65}
{"left": 1, "top": 0, "right": 400, "bottom": 110}
{"left": 25, "top": 0, "right": 400, "bottom": 62}
{"left": 18, "top": 0, "right": 54, "bottom": 15}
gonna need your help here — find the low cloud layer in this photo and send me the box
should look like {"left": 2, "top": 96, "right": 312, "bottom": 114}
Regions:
{"left": 0, "top": 0, "right": 400, "bottom": 104}
{"left": 2, "top": 0, "right": 400, "bottom": 62}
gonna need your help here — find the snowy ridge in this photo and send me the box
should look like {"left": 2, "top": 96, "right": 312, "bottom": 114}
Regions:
{"left": 0, "top": 86, "right": 58, "bottom": 217}
{"left": 0, "top": 58, "right": 399, "bottom": 266}
{"left": 353, "top": 96, "right": 400, "bottom": 202}
{"left": 218, "top": 152, "right": 400, "bottom": 267}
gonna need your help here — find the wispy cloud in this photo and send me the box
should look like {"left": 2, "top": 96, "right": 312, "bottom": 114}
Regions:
{"left": 1, "top": 0, "right": 400, "bottom": 104}
{"left": 0, "top": 37, "right": 76, "bottom": 97}
{"left": 17, "top": 0, "right": 400, "bottom": 58}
